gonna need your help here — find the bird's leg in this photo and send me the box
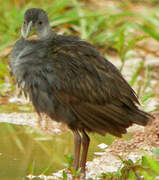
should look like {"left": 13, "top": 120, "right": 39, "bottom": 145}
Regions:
{"left": 36, "top": 112, "right": 42, "bottom": 129}
{"left": 80, "top": 130, "right": 90, "bottom": 176}
{"left": 72, "top": 129, "right": 81, "bottom": 171}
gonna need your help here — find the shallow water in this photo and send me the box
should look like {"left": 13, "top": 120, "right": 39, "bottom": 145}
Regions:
{"left": 0, "top": 102, "right": 134, "bottom": 180}
{"left": 0, "top": 122, "right": 118, "bottom": 180}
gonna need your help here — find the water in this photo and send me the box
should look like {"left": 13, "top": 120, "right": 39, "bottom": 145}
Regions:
{"left": 0, "top": 122, "right": 117, "bottom": 180}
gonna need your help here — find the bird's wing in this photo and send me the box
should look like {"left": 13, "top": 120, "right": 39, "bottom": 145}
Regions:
{"left": 49, "top": 42, "right": 139, "bottom": 106}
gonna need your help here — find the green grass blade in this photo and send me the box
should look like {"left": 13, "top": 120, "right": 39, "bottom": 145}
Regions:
{"left": 129, "top": 60, "right": 145, "bottom": 87}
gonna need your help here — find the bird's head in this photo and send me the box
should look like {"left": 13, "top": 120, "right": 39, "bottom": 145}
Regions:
{"left": 21, "top": 8, "right": 53, "bottom": 40}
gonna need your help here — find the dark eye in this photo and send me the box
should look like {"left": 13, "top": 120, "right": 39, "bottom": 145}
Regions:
{"left": 24, "top": 21, "right": 27, "bottom": 24}
{"left": 38, "top": 21, "right": 43, "bottom": 25}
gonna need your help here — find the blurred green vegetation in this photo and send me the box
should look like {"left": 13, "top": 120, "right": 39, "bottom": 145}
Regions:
{"left": 61, "top": 148, "right": 159, "bottom": 180}
{"left": 97, "top": 149, "right": 159, "bottom": 180}
{"left": 0, "top": 0, "right": 159, "bottom": 105}
{"left": 0, "top": 0, "right": 159, "bottom": 179}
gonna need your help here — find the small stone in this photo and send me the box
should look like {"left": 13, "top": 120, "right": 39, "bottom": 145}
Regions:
{"left": 98, "top": 143, "right": 108, "bottom": 149}
{"left": 94, "top": 152, "right": 105, "bottom": 156}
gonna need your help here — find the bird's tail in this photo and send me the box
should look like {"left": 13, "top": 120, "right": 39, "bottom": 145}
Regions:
{"left": 128, "top": 107, "right": 153, "bottom": 126}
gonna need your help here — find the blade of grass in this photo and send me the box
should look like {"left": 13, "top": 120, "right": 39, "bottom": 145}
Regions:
{"left": 137, "top": 24, "right": 159, "bottom": 41}
{"left": 72, "top": 0, "right": 87, "bottom": 39}
{"left": 6, "top": 124, "right": 25, "bottom": 152}
{"left": 87, "top": 15, "right": 107, "bottom": 39}
{"left": 129, "top": 60, "right": 145, "bottom": 87}
{"left": 141, "top": 66, "right": 152, "bottom": 94}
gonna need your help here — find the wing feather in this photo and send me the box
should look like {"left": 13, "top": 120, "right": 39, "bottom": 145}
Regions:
{"left": 49, "top": 42, "right": 139, "bottom": 106}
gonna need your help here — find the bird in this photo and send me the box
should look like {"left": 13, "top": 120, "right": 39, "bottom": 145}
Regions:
{"left": 9, "top": 8, "right": 152, "bottom": 177}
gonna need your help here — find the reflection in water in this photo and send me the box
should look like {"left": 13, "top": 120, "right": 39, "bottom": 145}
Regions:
{"left": 0, "top": 123, "right": 116, "bottom": 180}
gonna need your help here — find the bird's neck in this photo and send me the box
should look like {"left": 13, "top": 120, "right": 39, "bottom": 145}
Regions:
{"left": 40, "top": 28, "right": 57, "bottom": 41}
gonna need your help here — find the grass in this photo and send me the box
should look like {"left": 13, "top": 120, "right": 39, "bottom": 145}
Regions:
{"left": 61, "top": 150, "right": 159, "bottom": 180}
{"left": 97, "top": 152, "right": 159, "bottom": 180}
{"left": 0, "top": 0, "right": 159, "bottom": 179}
{"left": 25, "top": 149, "right": 159, "bottom": 179}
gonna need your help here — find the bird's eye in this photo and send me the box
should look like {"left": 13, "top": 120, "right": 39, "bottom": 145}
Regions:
{"left": 38, "top": 21, "right": 43, "bottom": 25}
{"left": 24, "top": 21, "right": 27, "bottom": 24}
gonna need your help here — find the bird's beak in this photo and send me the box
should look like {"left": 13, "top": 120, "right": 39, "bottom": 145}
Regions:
{"left": 22, "top": 21, "right": 36, "bottom": 39}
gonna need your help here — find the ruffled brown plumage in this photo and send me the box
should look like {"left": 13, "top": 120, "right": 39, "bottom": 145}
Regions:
{"left": 10, "top": 8, "right": 153, "bottom": 177}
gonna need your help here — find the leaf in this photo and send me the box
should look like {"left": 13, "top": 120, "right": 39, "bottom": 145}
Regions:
{"left": 64, "top": 154, "right": 74, "bottom": 168}
{"left": 76, "top": 167, "right": 81, "bottom": 176}
{"left": 62, "top": 170, "right": 68, "bottom": 180}
{"left": 144, "top": 156, "right": 159, "bottom": 175}
{"left": 29, "top": 160, "right": 35, "bottom": 174}
{"left": 137, "top": 24, "right": 159, "bottom": 41}
{"left": 153, "top": 148, "right": 159, "bottom": 158}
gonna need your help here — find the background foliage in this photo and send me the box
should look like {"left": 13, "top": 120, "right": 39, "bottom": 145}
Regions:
{"left": 0, "top": 0, "right": 159, "bottom": 179}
